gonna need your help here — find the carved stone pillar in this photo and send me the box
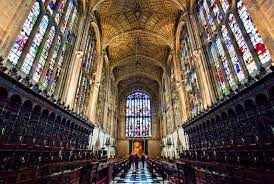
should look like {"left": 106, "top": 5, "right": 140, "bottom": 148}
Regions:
{"left": 64, "top": 16, "right": 89, "bottom": 107}
{"left": 88, "top": 51, "right": 105, "bottom": 123}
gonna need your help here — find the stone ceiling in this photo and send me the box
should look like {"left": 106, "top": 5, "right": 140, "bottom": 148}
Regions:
{"left": 88, "top": 0, "right": 186, "bottom": 93}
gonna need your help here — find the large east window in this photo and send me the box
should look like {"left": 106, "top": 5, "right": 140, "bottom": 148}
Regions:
{"left": 126, "top": 92, "right": 152, "bottom": 138}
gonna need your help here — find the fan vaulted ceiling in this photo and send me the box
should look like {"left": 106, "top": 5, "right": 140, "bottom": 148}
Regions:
{"left": 88, "top": 0, "right": 186, "bottom": 92}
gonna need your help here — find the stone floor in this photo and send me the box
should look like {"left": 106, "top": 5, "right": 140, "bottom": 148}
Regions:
{"left": 112, "top": 162, "right": 173, "bottom": 184}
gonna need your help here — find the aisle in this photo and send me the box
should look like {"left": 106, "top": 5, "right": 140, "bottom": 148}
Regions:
{"left": 112, "top": 162, "right": 172, "bottom": 184}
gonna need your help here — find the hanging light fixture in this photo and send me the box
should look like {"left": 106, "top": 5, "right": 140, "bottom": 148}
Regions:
{"left": 136, "top": 37, "right": 140, "bottom": 91}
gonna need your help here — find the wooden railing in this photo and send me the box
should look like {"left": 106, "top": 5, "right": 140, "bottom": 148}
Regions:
{"left": 0, "top": 70, "right": 94, "bottom": 151}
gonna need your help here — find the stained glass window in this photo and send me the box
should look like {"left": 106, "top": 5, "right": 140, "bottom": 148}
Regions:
{"left": 7, "top": 2, "right": 40, "bottom": 65}
{"left": 179, "top": 28, "right": 202, "bottom": 116}
{"left": 221, "top": 25, "right": 245, "bottom": 82}
{"left": 48, "top": 0, "right": 57, "bottom": 14}
{"left": 60, "top": 0, "right": 74, "bottom": 33}
{"left": 203, "top": 0, "right": 216, "bottom": 32}
{"left": 21, "top": 15, "right": 49, "bottom": 74}
{"left": 126, "top": 92, "right": 151, "bottom": 138}
{"left": 33, "top": 26, "right": 55, "bottom": 82}
{"left": 75, "top": 29, "right": 96, "bottom": 113}
{"left": 215, "top": 36, "right": 236, "bottom": 89}
{"left": 210, "top": 43, "right": 227, "bottom": 95}
{"left": 198, "top": 5, "right": 211, "bottom": 43}
{"left": 220, "top": 0, "right": 229, "bottom": 13}
{"left": 210, "top": 0, "right": 222, "bottom": 23}
{"left": 228, "top": 13, "right": 257, "bottom": 76}
{"left": 55, "top": 0, "right": 67, "bottom": 24}
{"left": 43, "top": 36, "right": 61, "bottom": 87}
{"left": 50, "top": 2, "right": 77, "bottom": 93}
{"left": 236, "top": 0, "right": 271, "bottom": 66}
{"left": 50, "top": 45, "right": 65, "bottom": 93}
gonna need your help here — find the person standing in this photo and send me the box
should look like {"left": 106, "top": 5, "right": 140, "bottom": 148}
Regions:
{"left": 141, "top": 154, "right": 145, "bottom": 168}
{"left": 134, "top": 154, "right": 139, "bottom": 171}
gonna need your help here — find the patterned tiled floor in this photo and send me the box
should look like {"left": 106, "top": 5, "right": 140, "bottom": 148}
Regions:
{"left": 112, "top": 162, "right": 172, "bottom": 184}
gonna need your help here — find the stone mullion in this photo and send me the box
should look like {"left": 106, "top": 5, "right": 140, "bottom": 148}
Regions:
{"left": 16, "top": 6, "right": 46, "bottom": 71}
{"left": 219, "top": 34, "right": 238, "bottom": 89}
{"left": 82, "top": 36, "right": 94, "bottom": 115}
{"left": 191, "top": 51, "right": 204, "bottom": 111}
{"left": 54, "top": 7, "right": 77, "bottom": 99}
{"left": 55, "top": 35, "right": 75, "bottom": 99}
{"left": 81, "top": 76, "right": 88, "bottom": 115}
{"left": 38, "top": 0, "right": 67, "bottom": 86}
{"left": 46, "top": 37, "right": 63, "bottom": 93}
{"left": 50, "top": 0, "right": 62, "bottom": 20}
{"left": 77, "top": 22, "right": 93, "bottom": 114}
{"left": 38, "top": 30, "right": 60, "bottom": 86}
{"left": 46, "top": 0, "right": 71, "bottom": 93}
{"left": 231, "top": 6, "right": 262, "bottom": 72}
{"left": 190, "top": 12, "right": 217, "bottom": 105}
{"left": 28, "top": 22, "right": 53, "bottom": 80}
{"left": 206, "top": 0, "right": 239, "bottom": 89}
{"left": 74, "top": 71, "right": 82, "bottom": 112}
{"left": 102, "top": 63, "right": 111, "bottom": 130}
{"left": 224, "top": 19, "right": 250, "bottom": 81}
{"left": 201, "top": 5, "right": 231, "bottom": 94}
{"left": 78, "top": 36, "right": 89, "bottom": 114}
{"left": 173, "top": 50, "right": 188, "bottom": 123}
{"left": 212, "top": 40, "right": 231, "bottom": 93}
{"left": 207, "top": 45, "right": 224, "bottom": 99}
{"left": 185, "top": 13, "right": 197, "bottom": 50}
{"left": 216, "top": 0, "right": 250, "bottom": 81}
{"left": 196, "top": 7, "right": 221, "bottom": 102}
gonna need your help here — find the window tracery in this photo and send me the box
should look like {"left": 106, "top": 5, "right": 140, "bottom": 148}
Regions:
{"left": 7, "top": 0, "right": 78, "bottom": 95}
{"left": 74, "top": 30, "right": 97, "bottom": 114}
{"left": 196, "top": 0, "right": 272, "bottom": 96}
{"left": 126, "top": 92, "right": 152, "bottom": 138}
{"left": 179, "top": 28, "right": 203, "bottom": 116}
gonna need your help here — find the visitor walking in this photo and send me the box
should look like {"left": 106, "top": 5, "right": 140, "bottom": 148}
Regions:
{"left": 141, "top": 154, "right": 145, "bottom": 168}
{"left": 134, "top": 154, "right": 139, "bottom": 171}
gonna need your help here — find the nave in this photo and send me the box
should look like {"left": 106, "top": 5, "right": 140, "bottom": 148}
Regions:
{"left": 112, "top": 162, "right": 166, "bottom": 184}
{"left": 0, "top": 0, "right": 274, "bottom": 183}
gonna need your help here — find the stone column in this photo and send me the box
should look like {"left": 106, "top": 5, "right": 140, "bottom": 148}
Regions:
{"left": 63, "top": 15, "right": 89, "bottom": 107}
{"left": 88, "top": 51, "right": 105, "bottom": 123}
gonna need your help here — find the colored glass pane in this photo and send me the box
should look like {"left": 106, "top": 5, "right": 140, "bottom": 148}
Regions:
{"left": 220, "top": 0, "right": 229, "bottom": 13}
{"left": 50, "top": 43, "right": 66, "bottom": 93}
{"left": 210, "top": 0, "right": 223, "bottom": 23}
{"left": 180, "top": 30, "right": 201, "bottom": 116}
{"left": 60, "top": 0, "right": 74, "bottom": 33}
{"left": 47, "top": 0, "right": 57, "bottom": 14}
{"left": 7, "top": 2, "right": 40, "bottom": 65}
{"left": 21, "top": 15, "right": 49, "bottom": 74}
{"left": 215, "top": 36, "right": 236, "bottom": 89}
{"left": 210, "top": 43, "right": 227, "bottom": 94}
{"left": 198, "top": 5, "right": 211, "bottom": 43}
{"left": 33, "top": 26, "right": 55, "bottom": 82}
{"left": 236, "top": 0, "right": 271, "bottom": 66}
{"left": 203, "top": 0, "right": 216, "bottom": 32}
{"left": 228, "top": 13, "right": 257, "bottom": 76}
{"left": 43, "top": 36, "right": 61, "bottom": 87}
{"left": 55, "top": 0, "right": 67, "bottom": 24}
{"left": 221, "top": 25, "right": 245, "bottom": 82}
{"left": 126, "top": 92, "right": 151, "bottom": 138}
